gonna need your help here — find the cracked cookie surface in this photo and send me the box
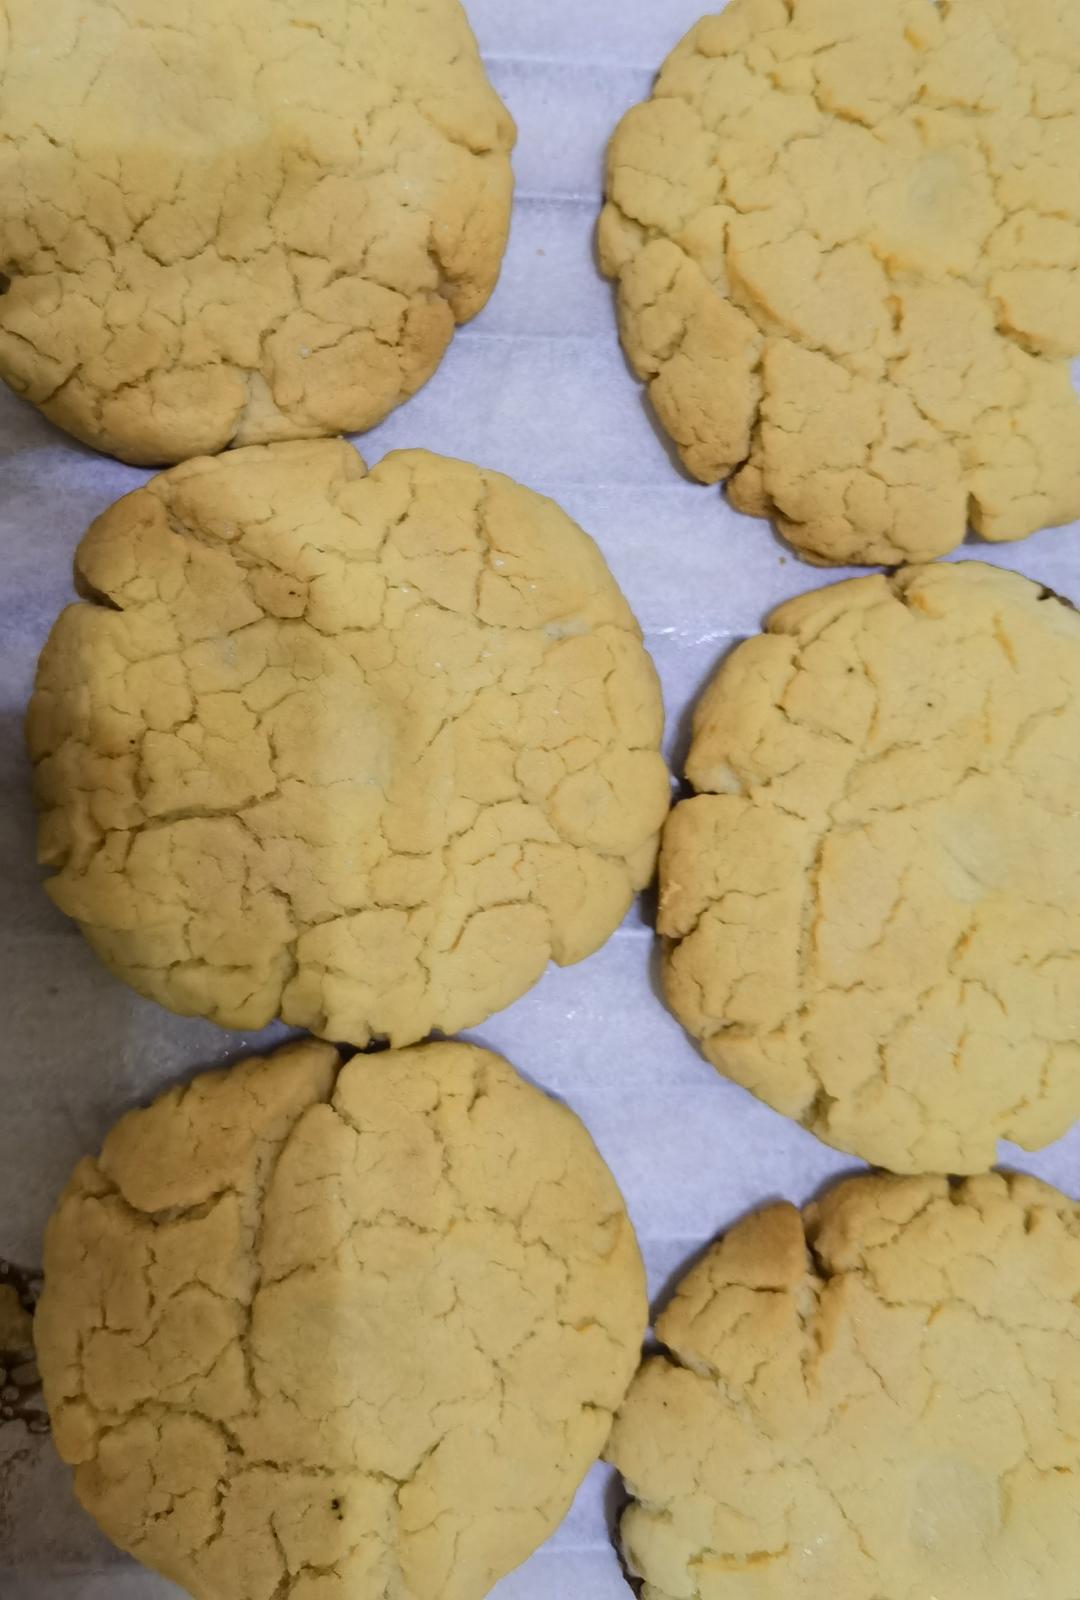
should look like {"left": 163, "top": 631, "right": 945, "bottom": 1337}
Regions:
{"left": 36, "top": 1037, "right": 648, "bottom": 1600}
{"left": 660, "top": 561, "right": 1080, "bottom": 1173}
{"left": 599, "top": 0, "right": 1080, "bottom": 565}
{"left": 608, "top": 1171, "right": 1080, "bottom": 1600}
{"left": 29, "top": 432, "right": 672, "bottom": 1043}
{"left": 29, "top": 437, "right": 669, "bottom": 1044}
{"left": 0, "top": 0, "right": 514, "bottom": 465}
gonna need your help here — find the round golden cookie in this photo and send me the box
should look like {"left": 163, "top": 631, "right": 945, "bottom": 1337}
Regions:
{"left": 0, "top": 0, "right": 514, "bottom": 465}
{"left": 660, "top": 561, "right": 1080, "bottom": 1173}
{"left": 609, "top": 1172, "right": 1080, "bottom": 1600}
{"left": 29, "top": 438, "right": 669, "bottom": 1044}
{"left": 36, "top": 1038, "right": 648, "bottom": 1600}
{"left": 599, "top": 0, "right": 1080, "bottom": 565}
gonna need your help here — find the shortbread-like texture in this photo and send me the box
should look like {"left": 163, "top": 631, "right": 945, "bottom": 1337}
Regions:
{"left": 599, "top": 0, "right": 1080, "bottom": 565}
{"left": 29, "top": 439, "right": 669, "bottom": 1043}
{"left": 37, "top": 1039, "right": 648, "bottom": 1600}
{"left": 609, "top": 1172, "right": 1080, "bottom": 1600}
{"left": 661, "top": 561, "right": 1080, "bottom": 1173}
{"left": 0, "top": 0, "right": 514, "bottom": 464}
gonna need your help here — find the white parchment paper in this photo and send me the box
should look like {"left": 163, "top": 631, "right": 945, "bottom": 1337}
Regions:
{"left": 3, "top": 1, "right": 1080, "bottom": 1594}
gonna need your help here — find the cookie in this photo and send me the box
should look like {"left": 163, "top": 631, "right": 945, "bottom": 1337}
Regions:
{"left": 29, "top": 438, "right": 669, "bottom": 1045}
{"left": 36, "top": 1038, "right": 647, "bottom": 1600}
{"left": 599, "top": 0, "right": 1080, "bottom": 565}
{"left": 660, "top": 561, "right": 1080, "bottom": 1173}
{"left": 0, "top": 0, "right": 514, "bottom": 465}
{"left": 608, "top": 1172, "right": 1080, "bottom": 1600}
